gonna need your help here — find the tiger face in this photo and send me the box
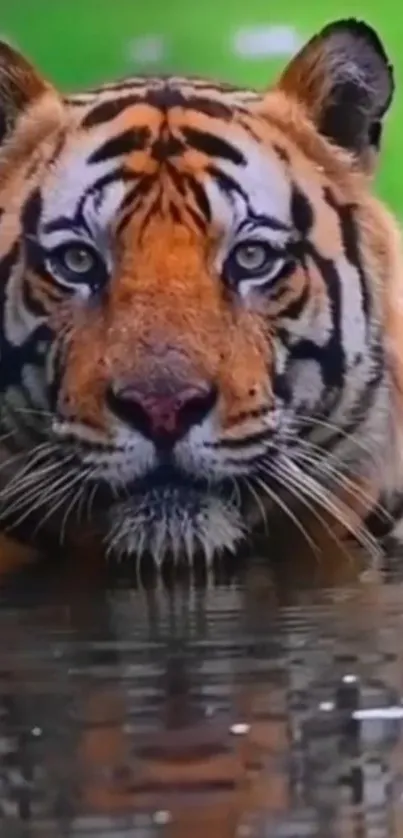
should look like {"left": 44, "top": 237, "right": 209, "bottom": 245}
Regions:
{"left": 0, "top": 20, "right": 399, "bottom": 565}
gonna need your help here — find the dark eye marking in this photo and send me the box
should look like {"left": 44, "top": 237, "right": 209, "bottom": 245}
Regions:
{"left": 88, "top": 127, "right": 150, "bottom": 164}
{"left": 181, "top": 127, "right": 245, "bottom": 165}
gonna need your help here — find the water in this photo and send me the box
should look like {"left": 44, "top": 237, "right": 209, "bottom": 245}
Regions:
{"left": 1, "top": 546, "right": 403, "bottom": 837}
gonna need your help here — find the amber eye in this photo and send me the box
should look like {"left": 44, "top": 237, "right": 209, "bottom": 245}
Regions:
{"left": 226, "top": 240, "right": 289, "bottom": 290}
{"left": 48, "top": 242, "right": 107, "bottom": 290}
{"left": 232, "top": 242, "right": 271, "bottom": 274}
{"left": 60, "top": 245, "right": 96, "bottom": 275}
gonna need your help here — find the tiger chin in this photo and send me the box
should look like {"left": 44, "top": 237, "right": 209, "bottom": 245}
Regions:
{"left": 0, "top": 19, "right": 402, "bottom": 571}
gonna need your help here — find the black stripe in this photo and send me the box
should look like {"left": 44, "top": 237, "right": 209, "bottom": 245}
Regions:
{"left": 273, "top": 144, "right": 290, "bottom": 164}
{"left": 115, "top": 182, "right": 147, "bottom": 230}
{"left": 0, "top": 245, "right": 51, "bottom": 386}
{"left": 185, "top": 175, "right": 211, "bottom": 223}
{"left": 332, "top": 343, "right": 384, "bottom": 437}
{"left": 119, "top": 178, "right": 152, "bottom": 212}
{"left": 43, "top": 216, "right": 83, "bottom": 234}
{"left": 290, "top": 245, "right": 344, "bottom": 389}
{"left": 181, "top": 127, "right": 245, "bottom": 165}
{"left": 142, "top": 86, "right": 237, "bottom": 117}
{"left": 150, "top": 134, "right": 185, "bottom": 162}
{"left": 22, "top": 272, "right": 58, "bottom": 317}
{"left": 208, "top": 165, "right": 291, "bottom": 234}
{"left": 291, "top": 185, "right": 314, "bottom": 237}
{"left": 21, "top": 189, "right": 43, "bottom": 238}
{"left": 116, "top": 179, "right": 154, "bottom": 235}
{"left": 323, "top": 188, "right": 371, "bottom": 321}
{"left": 184, "top": 204, "right": 207, "bottom": 233}
{"left": 75, "top": 169, "right": 137, "bottom": 227}
{"left": 274, "top": 276, "right": 310, "bottom": 319}
{"left": 88, "top": 78, "right": 162, "bottom": 95}
{"left": 182, "top": 95, "right": 234, "bottom": 120}
{"left": 88, "top": 75, "right": 245, "bottom": 96}
{"left": 207, "top": 165, "right": 245, "bottom": 198}
{"left": 166, "top": 162, "right": 186, "bottom": 196}
{"left": 0, "top": 242, "right": 19, "bottom": 298}
{"left": 298, "top": 341, "right": 384, "bottom": 450}
{"left": 43, "top": 169, "right": 138, "bottom": 237}
{"left": 88, "top": 128, "right": 149, "bottom": 164}
{"left": 340, "top": 206, "right": 371, "bottom": 320}
{"left": 169, "top": 201, "right": 181, "bottom": 224}
{"left": 237, "top": 212, "right": 290, "bottom": 233}
{"left": 207, "top": 428, "right": 273, "bottom": 449}
{"left": 82, "top": 95, "right": 141, "bottom": 128}
{"left": 138, "top": 190, "right": 163, "bottom": 239}
{"left": 47, "top": 132, "right": 67, "bottom": 168}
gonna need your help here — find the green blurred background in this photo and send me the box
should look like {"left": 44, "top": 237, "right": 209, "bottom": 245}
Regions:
{"left": 1, "top": 1, "right": 402, "bottom": 213}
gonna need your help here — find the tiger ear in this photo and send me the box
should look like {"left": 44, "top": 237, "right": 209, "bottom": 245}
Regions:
{"left": 277, "top": 20, "right": 394, "bottom": 171}
{"left": 0, "top": 41, "right": 57, "bottom": 143}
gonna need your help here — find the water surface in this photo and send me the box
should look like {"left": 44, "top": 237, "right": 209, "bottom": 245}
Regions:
{"left": 0, "top": 547, "right": 403, "bottom": 838}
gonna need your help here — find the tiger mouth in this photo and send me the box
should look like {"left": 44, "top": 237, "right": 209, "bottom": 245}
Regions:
{"left": 91, "top": 463, "right": 236, "bottom": 511}
{"left": 94, "top": 463, "right": 246, "bottom": 564}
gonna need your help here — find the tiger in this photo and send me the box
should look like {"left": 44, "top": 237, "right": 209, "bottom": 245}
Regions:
{"left": 0, "top": 17, "right": 401, "bottom": 570}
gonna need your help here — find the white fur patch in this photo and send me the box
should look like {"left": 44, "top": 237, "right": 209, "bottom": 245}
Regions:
{"left": 53, "top": 420, "right": 157, "bottom": 485}
{"left": 105, "top": 489, "right": 245, "bottom": 567}
{"left": 40, "top": 133, "right": 126, "bottom": 252}
{"left": 206, "top": 131, "right": 292, "bottom": 274}
{"left": 337, "top": 256, "right": 367, "bottom": 365}
{"left": 288, "top": 359, "right": 324, "bottom": 409}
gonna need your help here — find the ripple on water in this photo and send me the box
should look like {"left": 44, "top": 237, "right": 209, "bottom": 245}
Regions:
{"left": 0, "top": 558, "right": 403, "bottom": 836}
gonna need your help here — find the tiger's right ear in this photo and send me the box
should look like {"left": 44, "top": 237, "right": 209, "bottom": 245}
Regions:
{"left": 276, "top": 20, "right": 394, "bottom": 173}
{"left": 0, "top": 41, "right": 61, "bottom": 144}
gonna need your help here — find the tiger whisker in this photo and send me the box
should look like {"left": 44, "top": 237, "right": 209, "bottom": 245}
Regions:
{"left": 86, "top": 481, "right": 100, "bottom": 522}
{"left": 0, "top": 441, "right": 55, "bottom": 487}
{"left": 4, "top": 469, "right": 78, "bottom": 533}
{"left": 284, "top": 436, "right": 393, "bottom": 524}
{"left": 295, "top": 413, "right": 380, "bottom": 461}
{"left": 241, "top": 475, "right": 269, "bottom": 535}
{"left": 0, "top": 439, "right": 60, "bottom": 477}
{"left": 33, "top": 471, "right": 87, "bottom": 540}
{"left": 59, "top": 470, "right": 93, "bottom": 545}
{"left": 0, "top": 458, "right": 67, "bottom": 503}
{"left": 275, "top": 456, "right": 382, "bottom": 563}
{"left": 251, "top": 473, "right": 320, "bottom": 557}
{"left": 257, "top": 460, "right": 356, "bottom": 565}
{"left": 7, "top": 407, "right": 54, "bottom": 418}
{"left": 0, "top": 460, "right": 75, "bottom": 517}
{"left": 74, "top": 475, "right": 94, "bottom": 526}
{"left": 0, "top": 428, "right": 23, "bottom": 445}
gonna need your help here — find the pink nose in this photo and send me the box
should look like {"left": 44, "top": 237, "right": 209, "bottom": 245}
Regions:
{"left": 107, "top": 379, "right": 217, "bottom": 447}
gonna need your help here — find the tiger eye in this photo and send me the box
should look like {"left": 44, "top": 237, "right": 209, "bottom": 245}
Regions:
{"left": 61, "top": 246, "right": 96, "bottom": 275}
{"left": 233, "top": 243, "right": 269, "bottom": 273}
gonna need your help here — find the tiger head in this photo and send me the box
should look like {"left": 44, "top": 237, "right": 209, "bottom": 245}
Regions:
{"left": 0, "top": 20, "right": 399, "bottom": 565}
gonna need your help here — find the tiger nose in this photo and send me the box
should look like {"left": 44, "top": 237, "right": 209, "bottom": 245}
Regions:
{"left": 106, "top": 378, "right": 218, "bottom": 448}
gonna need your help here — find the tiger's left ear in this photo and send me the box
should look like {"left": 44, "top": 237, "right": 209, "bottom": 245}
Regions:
{"left": 0, "top": 41, "right": 62, "bottom": 145}
{"left": 277, "top": 20, "right": 394, "bottom": 172}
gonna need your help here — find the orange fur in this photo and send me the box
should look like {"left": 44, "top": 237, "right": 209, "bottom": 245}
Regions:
{"left": 0, "top": 20, "right": 399, "bottom": 571}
